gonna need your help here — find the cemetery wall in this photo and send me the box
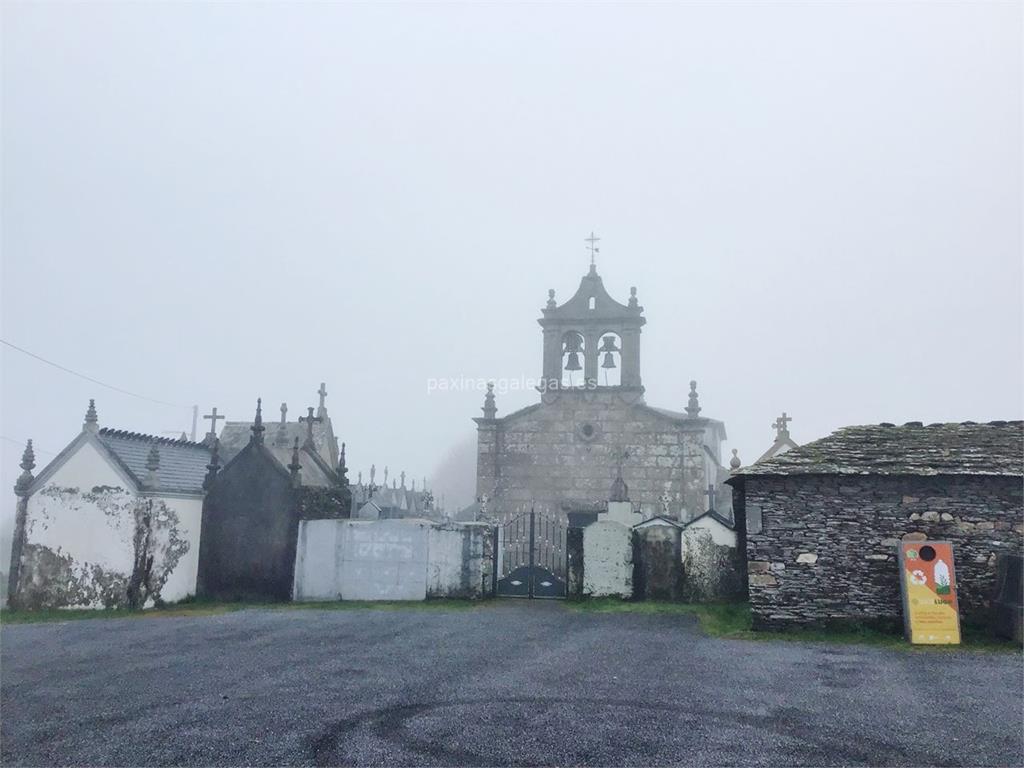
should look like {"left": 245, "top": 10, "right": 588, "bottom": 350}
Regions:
{"left": 293, "top": 519, "right": 492, "bottom": 601}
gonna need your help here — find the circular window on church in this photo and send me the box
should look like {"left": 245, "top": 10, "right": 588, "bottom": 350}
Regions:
{"left": 576, "top": 422, "right": 601, "bottom": 442}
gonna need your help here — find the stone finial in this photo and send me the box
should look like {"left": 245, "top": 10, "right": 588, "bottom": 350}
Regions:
{"left": 204, "top": 438, "right": 221, "bottom": 491}
{"left": 14, "top": 439, "right": 35, "bottom": 497}
{"left": 482, "top": 382, "right": 497, "bottom": 420}
{"left": 357, "top": 470, "right": 363, "bottom": 485}
{"left": 384, "top": 466, "right": 389, "bottom": 486}
{"left": 610, "top": 448, "right": 630, "bottom": 502}
{"left": 250, "top": 398, "right": 265, "bottom": 445}
{"left": 546, "top": 289, "right": 556, "bottom": 309}
{"left": 399, "top": 470, "right": 406, "bottom": 488}
{"left": 145, "top": 443, "right": 160, "bottom": 488}
{"left": 280, "top": 402, "right": 288, "bottom": 427}
{"left": 412, "top": 479, "right": 416, "bottom": 491}
{"left": 337, "top": 442, "right": 349, "bottom": 486}
{"left": 370, "top": 464, "right": 376, "bottom": 484}
{"left": 288, "top": 437, "right": 302, "bottom": 486}
{"left": 392, "top": 478, "right": 397, "bottom": 489}
{"left": 773, "top": 412, "right": 793, "bottom": 439}
{"left": 84, "top": 399, "right": 99, "bottom": 433}
{"left": 629, "top": 286, "right": 639, "bottom": 308}
{"left": 730, "top": 448, "right": 741, "bottom": 470}
{"left": 317, "top": 382, "right": 328, "bottom": 418}
{"left": 685, "top": 380, "right": 701, "bottom": 418}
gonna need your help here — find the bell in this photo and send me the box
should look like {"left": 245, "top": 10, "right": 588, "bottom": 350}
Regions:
{"left": 565, "top": 352, "right": 582, "bottom": 371}
{"left": 599, "top": 335, "right": 620, "bottom": 353}
{"left": 602, "top": 352, "right": 617, "bottom": 369}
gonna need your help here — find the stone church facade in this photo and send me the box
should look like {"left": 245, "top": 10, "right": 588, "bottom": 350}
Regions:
{"left": 475, "top": 263, "right": 731, "bottom": 522}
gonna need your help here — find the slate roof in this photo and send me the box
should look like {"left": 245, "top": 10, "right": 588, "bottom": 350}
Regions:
{"left": 734, "top": 421, "right": 1024, "bottom": 477}
{"left": 219, "top": 419, "right": 336, "bottom": 467}
{"left": 97, "top": 429, "right": 211, "bottom": 494}
{"left": 264, "top": 445, "right": 336, "bottom": 488}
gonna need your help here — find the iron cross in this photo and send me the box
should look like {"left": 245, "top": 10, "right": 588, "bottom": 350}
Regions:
{"left": 203, "top": 407, "right": 224, "bottom": 436}
{"left": 299, "top": 406, "right": 323, "bottom": 445}
{"left": 773, "top": 412, "right": 793, "bottom": 437}
{"left": 585, "top": 232, "right": 600, "bottom": 266}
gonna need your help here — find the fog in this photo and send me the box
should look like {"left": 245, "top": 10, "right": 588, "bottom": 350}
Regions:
{"left": 2, "top": 1, "right": 1020, "bottom": 571}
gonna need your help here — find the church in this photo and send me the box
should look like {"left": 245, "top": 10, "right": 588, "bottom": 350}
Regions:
{"left": 474, "top": 256, "right": 732, "bottom": 525}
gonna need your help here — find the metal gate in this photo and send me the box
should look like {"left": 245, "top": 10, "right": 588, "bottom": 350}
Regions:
{"left": 494, "top": 507, "right": 567, "bottom": 599}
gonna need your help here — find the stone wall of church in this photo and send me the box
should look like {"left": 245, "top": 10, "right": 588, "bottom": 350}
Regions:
{"left": 742, "top": 475, "right": 1024, "bottom": 630}
{"left": 477, "top": 391, "right": 721, "bottom": 521}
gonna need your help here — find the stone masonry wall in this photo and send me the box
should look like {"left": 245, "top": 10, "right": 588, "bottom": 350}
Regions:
{"left": 478, "top": 390, "right": 719, "bottom": 520}
{"left": 744, "top": 475, "right": 1023, "bottom": 630}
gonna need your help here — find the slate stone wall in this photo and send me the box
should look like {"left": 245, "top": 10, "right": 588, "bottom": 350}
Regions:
{"left": 477, "top": 390, "right": 721, "bottom": 520}
{"left": 742, "top": 475, "right": 1024, "bottom": 630}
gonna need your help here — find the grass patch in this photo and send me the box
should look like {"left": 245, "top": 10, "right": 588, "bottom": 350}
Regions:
{"left": 0, "top": 597, "right": 483, "bottom": 625}
{"left": 568, "top": 598, "right": 1021, "bottom": 653}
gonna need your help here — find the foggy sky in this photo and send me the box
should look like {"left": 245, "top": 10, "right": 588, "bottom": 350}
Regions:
{"left": 2, "top": 1, "right": 1021, "bottom": 570}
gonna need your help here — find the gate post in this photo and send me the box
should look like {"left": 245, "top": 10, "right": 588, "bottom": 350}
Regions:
{"left": 528, "top": 507, "right": 536, "bottom": 599}
{"left": 491, "top": 525, "right": 499, "bottom": 597}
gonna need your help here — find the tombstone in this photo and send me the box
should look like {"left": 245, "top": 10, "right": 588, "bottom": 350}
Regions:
{"left": 633, "top": 521, "right": 684, "bottom": 601}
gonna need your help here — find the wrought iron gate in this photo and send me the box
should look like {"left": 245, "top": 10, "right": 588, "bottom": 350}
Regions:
{"left": 494, "top": 507, "right": 567, "bottom": 599}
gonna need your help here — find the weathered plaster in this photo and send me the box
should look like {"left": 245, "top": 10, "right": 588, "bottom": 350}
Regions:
{"left": 582, "top": 520, "right": 633, "bottom": 597}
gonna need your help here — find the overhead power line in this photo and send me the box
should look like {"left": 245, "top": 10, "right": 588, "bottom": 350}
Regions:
{"left": 0, "top": 339, "right": 184, "bottom": 408}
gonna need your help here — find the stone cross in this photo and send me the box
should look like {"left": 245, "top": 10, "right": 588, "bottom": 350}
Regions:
{"left": 659, "top": 490, "right": 671, "bottom": 515}
{"left": 585, "top": 231, "right": 600, "bottom": 266}
{"left": 203, "top": 407, "right": 224, "bottom": 437}
{"left": 400, "top": 471, "right": 406, "bottom": 487}
{"left": 773, "top": 412, "right": 792, "bottom": 438}
{"left": 705, "top": 484, "right": 718, "bottom": 512}
{"left": 317, "top": 382, "right": 328, "bottom": 416}
{"left": 299, "top": 406, "right": 322, "bottom": 446}
{"left": 280, "top": 403, "right": 288, "bottom": 426}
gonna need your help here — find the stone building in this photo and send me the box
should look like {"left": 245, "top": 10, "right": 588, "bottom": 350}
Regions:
{"left": 474, "top": 262, "right": 730, "bottom": 523}
{"left": 197, "top": 399, "right": 351, "bottom": 601}
{"left": 7, "top": 400, "right": 210, "bottom": 609}
{"left": 729, "top": 421, "right": 1024, "bottom": 630}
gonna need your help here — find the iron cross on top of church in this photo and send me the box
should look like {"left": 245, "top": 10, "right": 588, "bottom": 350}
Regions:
{"left": 585, "top": 232, "right": 600, "bottom": 266}
{"left": 299, "top": 407, "right": 322, "bottom": 445}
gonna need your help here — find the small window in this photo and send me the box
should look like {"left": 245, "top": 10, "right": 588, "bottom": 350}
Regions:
{"left": 588, "top": 296, "right": 596, "bottom": 310}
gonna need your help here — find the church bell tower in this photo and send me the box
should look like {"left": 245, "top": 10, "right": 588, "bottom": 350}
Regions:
{"left": 538, "top": 253, "right": 645, "bottom": 394}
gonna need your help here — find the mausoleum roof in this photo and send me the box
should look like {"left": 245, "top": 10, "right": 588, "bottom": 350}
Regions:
{"left": 98, "top": 428, "right": 211, "bottom": 493}
{"left": 733, "top": 421, "right": 1024, "bottom": 477}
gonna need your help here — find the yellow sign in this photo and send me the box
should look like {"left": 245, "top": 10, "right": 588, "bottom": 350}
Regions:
{"left": 899, "top": 541, "right": 961, "bottom": 645}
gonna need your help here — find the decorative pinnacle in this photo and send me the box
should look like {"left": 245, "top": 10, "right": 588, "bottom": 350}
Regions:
{"left": 146, "top": 443, "right": 161, "bottom": 472}
{"left": 730, "top": 448, "right": 741, "bottom": 470}
{"left": 20, "top": 440, "right": 35, "bottom": 472}
{"left": 145, "top": 443, "right": 160, "bottom": 488}
{"left": 685, "top": 380, "right": 701, "bottom": 418}
{"left": 482, "top": 382, "right": 497, "bottom": 420}
{"left": 14, "top": 439, "right": 35, "bottom": 497}
{"left": 289, "top": 437, "right": 302, "bottom": 483}
{"left": 204, "top": 439, "right": 221, "bottom": 490}
{"left": 280, "top": 402, "right": 288, "bottom": 427}
{"left": 337, "top": 442, "right": 349, "bottom": 486}
{"left": 84, "top": 399, "right": 99, "bottom": 432}
{"left": 400, "top": 471, "right": 406, "bottom": 488}
{"left": 251, "top": 398, "right": 265, "bottom": 445}
{"left": 629, "top": 286, "right": 639, "bottom": 308}
{"left": 546, "top": 289, "right": 556, "bottom": 309}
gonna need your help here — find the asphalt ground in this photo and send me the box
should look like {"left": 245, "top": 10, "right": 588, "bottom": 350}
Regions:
{"left": 1, "top": 601, "right": 1021, "bottom": 767}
